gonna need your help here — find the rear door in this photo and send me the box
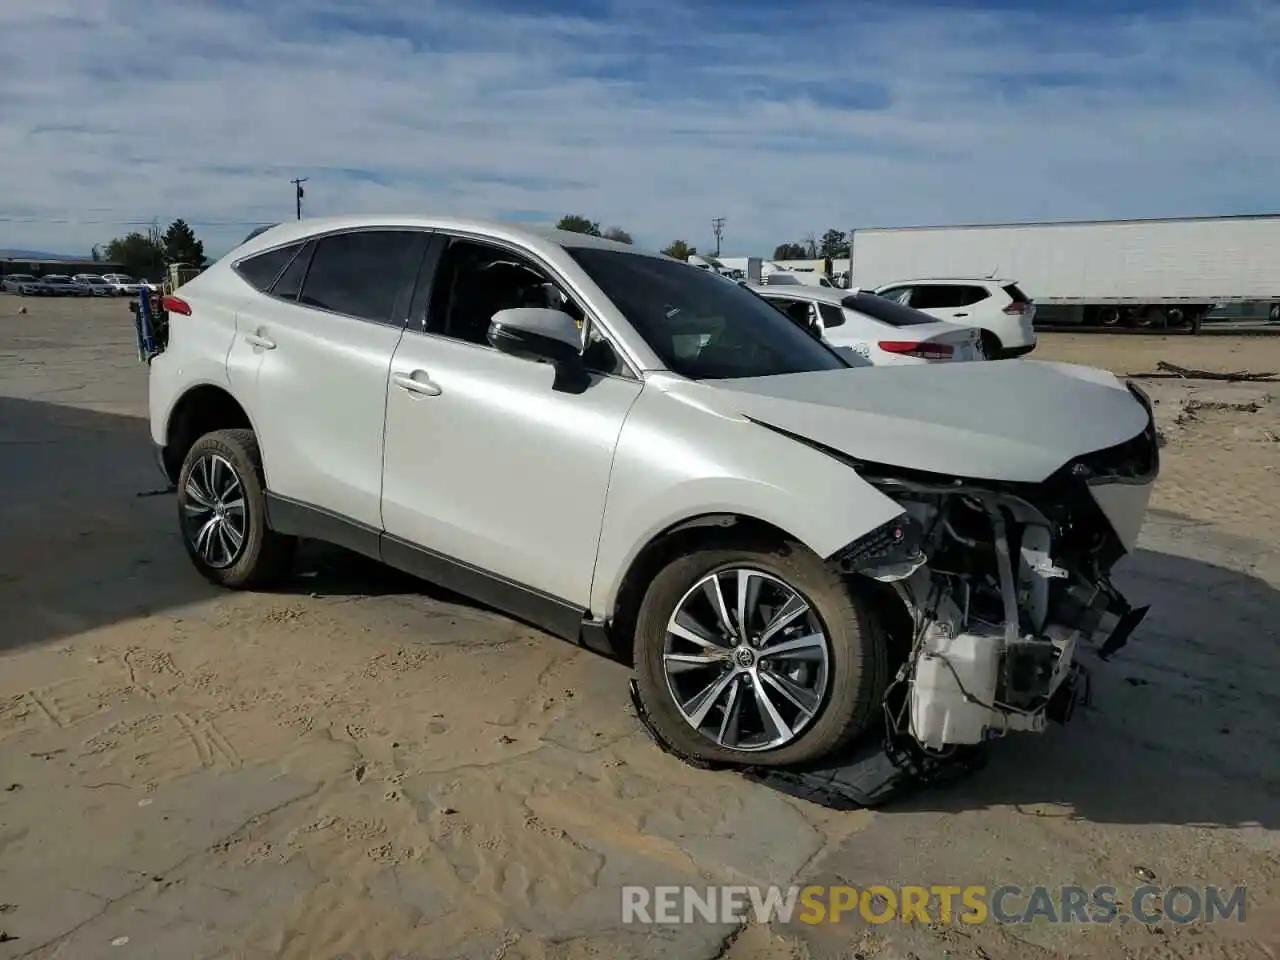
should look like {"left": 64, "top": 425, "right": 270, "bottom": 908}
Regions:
{"left": 227, "top": 229, "right": 428, "bottom": 529}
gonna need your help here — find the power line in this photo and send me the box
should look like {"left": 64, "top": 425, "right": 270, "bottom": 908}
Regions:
{"left": 711, "top": 216, "right": 725, "bottom": 256}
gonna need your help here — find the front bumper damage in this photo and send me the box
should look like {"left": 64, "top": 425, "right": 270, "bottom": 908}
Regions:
{"left": 839, "top": 382, "right": 1158, "bottom": 754}
{"left": 632, "top": 383, "right": 1159, "bottom": 808}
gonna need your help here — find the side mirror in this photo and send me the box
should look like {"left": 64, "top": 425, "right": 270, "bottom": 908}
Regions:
{"left": 488, "top": 307, "right": 581, "bottom": 364}
{"left": 487, "top": 308, "right": 589, "bottom": 392}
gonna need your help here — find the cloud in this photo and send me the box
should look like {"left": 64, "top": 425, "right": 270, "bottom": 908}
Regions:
{"left": 0, "top": 0, "right": 1277, "bottom": 257}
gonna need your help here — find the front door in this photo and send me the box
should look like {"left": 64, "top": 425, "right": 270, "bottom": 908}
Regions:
{"left": 379, "top": 236, "right": 644, "bottom": 617}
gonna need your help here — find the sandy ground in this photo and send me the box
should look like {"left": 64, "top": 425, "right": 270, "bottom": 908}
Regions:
{"left": 1, "top": 298, "right": 1278, "bottom": 960}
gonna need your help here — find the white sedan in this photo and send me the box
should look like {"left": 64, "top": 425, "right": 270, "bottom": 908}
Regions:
{"left": 751, "top": 285, "right": 986, "bottom": 365}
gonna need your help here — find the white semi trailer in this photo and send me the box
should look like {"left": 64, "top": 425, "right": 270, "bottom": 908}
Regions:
{"left": 850, "top": 215, "right": 1280, "bottom": 331}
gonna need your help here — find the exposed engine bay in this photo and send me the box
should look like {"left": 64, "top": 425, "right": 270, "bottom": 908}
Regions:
{"left": 836, "top": 384, "right": 1159, "bottom": 752}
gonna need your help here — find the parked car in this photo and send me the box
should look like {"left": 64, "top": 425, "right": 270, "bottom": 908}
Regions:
{"left": 1, "top": 273, "right": 37, "bottom": 293}
{"left": 74, "top": 275, "right": 114, "bottom": 297}
{"left": 751, "top": 284, "right": 986, "bottom": 364}
{"left": 146, "top": 215, "right": 1158, "bottom": 770}
{"left": 872, "top": 278, "right": 1036, "bottom": 358}
{"left": 102, "top": 273, "right": 143, "bottom": 296}
{"left": 35, "top": 275, "right": 88, "bottom": 296}
{"left": 14, "top": 275, "right": 48, "bottom": 295}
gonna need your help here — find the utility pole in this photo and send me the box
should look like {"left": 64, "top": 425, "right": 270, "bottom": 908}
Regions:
{"left": 291, "top": 178, "right": 308, "bottom": 220}
{"left": 711, "top": 217, "right": 726, "bottom": 256}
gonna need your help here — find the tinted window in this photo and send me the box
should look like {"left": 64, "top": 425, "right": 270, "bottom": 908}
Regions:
{"left": 1003, "top": 283, "right": 1030, "bottom": 303}
{"left": 567, "top": 248, "right": 847, "bottom": 380}
{"left": 841, "top": 292, "right": 935, "bottom": 327}
{"left": 817, "top": 303, "right": 845, "bottom": 328}
{"left": 271, "top": 241, "right": 313, "bottom": 301}
{"left": 425, "top": 238, "right": 627, "bottom": 376}
{"left": 908, "top": 285, "right": 956, "bottom": 309}
{"left": 299, "top": 230, "right": 424, "bottom": 324}
{"left": 236, "top": 244, "right": 301, "bottom": 292}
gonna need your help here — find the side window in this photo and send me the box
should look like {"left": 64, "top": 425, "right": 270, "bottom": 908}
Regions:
{"left": 427, "top": 239, "right": 580, "bottom": 344}
{"left": 876, "top": 286, "right": 908, "bottom": 302}
{"left": 956, "top": 285, "right": 990, "bottom": 307}
{"left": 765, "top": 297, "right": 810, "bottom": 327}
{"left": 426, "top": 238, "right": 630, "bottom": 376}
{"left": 583, "top": 319, "right": 626, "bottom": 376}
{"left": 817, "top": 303, "right": 845, "bottom": 328}
{"left": 909, "top": 285, "right": 961, "bottom": 309}
{"left": 298, "top": 230, "right": 425, "bottom": 324}
{"left": 234, "top": 242, "right": 303, "bottom": 292}
{"left": 270, "top": 241, "right": 314, "bottom": 301}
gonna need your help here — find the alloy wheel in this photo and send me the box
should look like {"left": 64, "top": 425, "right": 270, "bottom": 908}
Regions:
{"left": 662, "top": 568, "right": 831, "bottom": 752}
{"left": 180, "top": 453, "right": 247, "bottom": 569}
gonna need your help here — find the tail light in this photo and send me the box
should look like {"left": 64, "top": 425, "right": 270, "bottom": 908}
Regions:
{"left": 161, "top": 295, "right": 191, "bottom": 315}
{"left": 879, "top": 340, "right": 953, "bottom": 360}
{"left": 1003, "top": 300, "right": 1031, "bottom": 315}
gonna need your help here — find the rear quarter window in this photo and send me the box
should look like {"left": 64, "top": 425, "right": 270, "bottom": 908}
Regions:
{"left": 1003, "top": 283, "right": 1030, "bottom": 302}
{"left": 234, "top": 243, "right": 304, "bottom": 292}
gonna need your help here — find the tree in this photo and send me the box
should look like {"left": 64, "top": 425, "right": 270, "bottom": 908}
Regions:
{"left": 803, "top": 233, "right": 818, "bottom": 258}
{"left": 772, "top": 242, "right": 807, "bottom": 260}
{"left": 103, "top": 232, "right": 164, "bottom": 277}
{"left": 602, "top": 226, "right": 633, "bottom": 244}
{"left": 819, "top": 228, "right": 849, "bottom": 259}
{"left": 556, "top": 214, "right": 602, "bottom": 236}
{"left": 661, "top": 240, "right": 695, "bottom": 260}
{"left": 163, "top": 218, "right": 205, "bottom": 267}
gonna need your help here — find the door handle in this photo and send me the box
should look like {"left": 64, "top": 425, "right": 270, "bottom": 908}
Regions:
{"left": 953, "top": 312, "right": 969, "bottom": 318}
{"left": 244, "top": 332, "right": 276, "bottom": 350}
{"left": 392, "top": 371, "right": 442, "bottom": 397}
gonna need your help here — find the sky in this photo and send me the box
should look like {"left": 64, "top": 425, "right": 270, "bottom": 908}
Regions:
{"left": 1, "top": 0, "right": 1278, "bottom": 259}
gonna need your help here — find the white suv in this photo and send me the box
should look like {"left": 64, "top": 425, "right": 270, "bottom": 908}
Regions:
{"left": 147, "top": 216, "right": 1157, "bottom": 769}
{"left": 872, "top": 279, "right": 1037, "bottom": 359}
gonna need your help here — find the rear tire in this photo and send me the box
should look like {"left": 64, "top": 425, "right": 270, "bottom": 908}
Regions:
{"left": 176, "top": 428, "right": 296, "bottom": 589}
{"left": 633, "top": 539, "right": 888, "bottom": 768}
{"left": 1134, "top": 306, "right": 1164, "bottom": 329}
{"left": 978, "top": 331, "right": 1002, "bottom": 360}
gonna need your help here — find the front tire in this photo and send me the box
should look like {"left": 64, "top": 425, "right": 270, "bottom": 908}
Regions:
{"left": 633, "top": 540, "right": 888, "bottom": 768}
{"left": 176, "top": 428, "right": 296, "bottom": 589}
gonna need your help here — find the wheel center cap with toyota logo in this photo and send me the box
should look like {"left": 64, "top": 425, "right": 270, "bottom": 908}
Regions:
{"left": 734, "top": 646, "right": 757, "bottom": 668}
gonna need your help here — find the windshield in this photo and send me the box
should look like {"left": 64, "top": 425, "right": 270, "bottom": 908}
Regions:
{"left": 841, "top": 291, "right": 935, "bottom": 327}
{"left": 565, "top": 248, "right": 848, "bottom": 379}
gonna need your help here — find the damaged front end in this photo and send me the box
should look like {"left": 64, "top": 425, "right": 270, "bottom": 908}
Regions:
{"left": 835, "top": 384, "right": 1159, "bottom": 752}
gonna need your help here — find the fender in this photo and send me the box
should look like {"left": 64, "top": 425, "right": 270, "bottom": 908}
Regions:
{"left": 589, "top": 380, "right": 905, "bottom": 616}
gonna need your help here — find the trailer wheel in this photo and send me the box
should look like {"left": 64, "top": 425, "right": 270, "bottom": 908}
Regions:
{"left": 1167, "top": 307, "right": 1184, "bottom": 326}
{"left": 1133, "top": 306, "right": 1164, "bottom": 329}
{"left": 1097, "top": 306, "right": 1121, "bottom": 327}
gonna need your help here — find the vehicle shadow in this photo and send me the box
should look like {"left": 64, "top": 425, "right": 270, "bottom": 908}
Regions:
{"left": 0, "top": 397, "right": 459, "bottom": 656}
{"left": 891, "top": 540, "right": 1280, "bottom": 829}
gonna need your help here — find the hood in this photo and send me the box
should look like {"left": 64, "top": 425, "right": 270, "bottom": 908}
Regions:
{"left": 695, "top": 359, "right": 1150, "bottom": 483}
